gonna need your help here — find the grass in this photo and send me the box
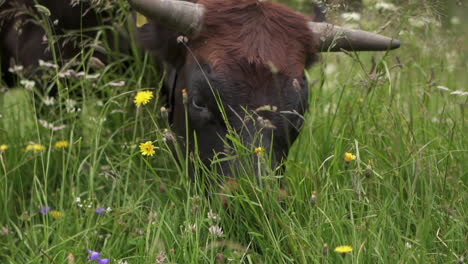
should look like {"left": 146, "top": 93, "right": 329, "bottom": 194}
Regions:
{"left": 0, "top": 1, "right": 467, "bottom": 263}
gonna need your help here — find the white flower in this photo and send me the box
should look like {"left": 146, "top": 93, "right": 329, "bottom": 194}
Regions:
{"left": 65, "top": 99, "right": 78, "bottom": 113}
{"left": 8, "top": 65, "right": 24, "bottom": 73}
{"left": 207, "top": 210, "right": 220, "bottom": 221}
{"left": 405, "top": 242, "right": 412, "bottom": 249}
{"left": 186, "top": 223, "right": 197, "bottom": 233}
{"left": 58, "top": 69, "right": 76, "bottom": 78}
{"left": 38, "top": 119, "right": 54, "bottom": 129}
{"left": 341, "top": 12, "right": 361, "bottom": 22}
{"left": 38, "top": 59, "right": 58, "bottom": 69}
{"left": 52, "top": 124, "right": 67, "bottom": 131}
{"left": 75, "top": 197, "right": 81, "bottom": 203}
{"left": 156, "top": 251, "right": 167, "bottom": 263}
{"left": 450, "top": 90, "right": 468, "bottom": 96}
{"left": 43, "top": 96, "right": 55, "bottom": 106}
{"left": 436, "top": 85, "right": 450, "bottom": 91}
{"left": 85, "top": 73, "right": 100, "bottom": 79}
{"left": 450, "top": 16, "right": 460, "bottom": 25}
{"left": 208, "top": 225, "right": 223, "bottom": 237}
{"left": 109, "top": 81, "right": 126, "bottom": 87}
{"left": 75, "top": 72, "right": 100, "bottom": 79}
{"left": 20, "top": 80, "right": 35, "bottom": 91}
{"left": 375, "top": 2, "right": 397, "bottom": 11}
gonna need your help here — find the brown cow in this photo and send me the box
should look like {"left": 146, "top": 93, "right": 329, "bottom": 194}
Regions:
{"left": 133, "top": 0, "right": 400, "bottom": 178}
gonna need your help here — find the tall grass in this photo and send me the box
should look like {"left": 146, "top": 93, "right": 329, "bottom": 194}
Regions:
{"left": 0, "top": 0, "right": 466, "bottom": 263}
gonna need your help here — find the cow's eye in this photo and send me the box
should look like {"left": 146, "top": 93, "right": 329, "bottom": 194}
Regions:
{"left": 192, "top": 99, "right": 208, "bottom": 111}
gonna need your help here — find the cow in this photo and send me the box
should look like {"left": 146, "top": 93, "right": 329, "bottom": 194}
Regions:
{"left": 131, "top": 0, "right": 400, "bottom": 178}
{"left": 0, "top": 0, "right": 129, "bottom": 86}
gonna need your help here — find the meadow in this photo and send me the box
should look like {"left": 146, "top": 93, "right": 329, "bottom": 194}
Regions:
{"left": 0, "top": 0, "right": 466, "bottom": 263}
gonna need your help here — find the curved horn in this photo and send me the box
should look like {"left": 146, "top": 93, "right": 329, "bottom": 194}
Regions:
{"left": 128, "top": 0, "right": 205, "bottom": 36}
{"left": 309, "top": 22, "right": 400, "bottom": 52}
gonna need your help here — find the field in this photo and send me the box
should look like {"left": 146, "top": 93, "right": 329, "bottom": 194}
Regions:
{"left": 0, "top": 1, "right": 466, "bottom": 263}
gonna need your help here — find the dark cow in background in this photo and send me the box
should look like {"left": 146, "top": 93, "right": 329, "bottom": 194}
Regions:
{"left": 132, "top": 0, "right": 400, "bottom": 177}
{"left": 0, "top": 0, "right": 129, "bottom": 86}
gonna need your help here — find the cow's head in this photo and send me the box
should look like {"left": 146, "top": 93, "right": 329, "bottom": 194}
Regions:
{"left": 132, "top": 0, "right": 400, "bottom": 177}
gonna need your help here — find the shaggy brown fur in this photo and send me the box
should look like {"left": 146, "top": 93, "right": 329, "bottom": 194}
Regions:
{"left": 191, "top": 0, "right": 317, "bottom": 77}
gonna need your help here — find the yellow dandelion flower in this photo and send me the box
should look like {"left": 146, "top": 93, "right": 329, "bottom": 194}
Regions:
{"left": 334, "top": 245, "right": 353, "bottom": 254}
{"left": 50, "top": 210, "right": 64, "bottom": 219}
{"left": 344, "top": 152, "right": 356, "bottom": 162}
{"left": 139, "top": 141, "right": 155, "bottom": 156}
{"left": 134, "top": 90, "right": 154, "bottom": 107}
{"left": 358, "top": 98, "right": 364, "bottom": 103}
{"left": 54, "top": 140, "right": 69, "bottom": 149}
{"left": 254, "top": 147, "right": 265, "bottom": 157}
{"left": 136, "top": 12, "right": 148, "bottom": 28}
{"left": 0, "top": 144, "right": 8, "bottom": 151}
{"left": 26, "top": 144, "right": 46, "bottom": 152}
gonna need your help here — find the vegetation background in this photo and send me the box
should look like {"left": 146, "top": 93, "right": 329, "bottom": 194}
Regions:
{"left": 0, "top": 0, "right": 466, "bottom": 263}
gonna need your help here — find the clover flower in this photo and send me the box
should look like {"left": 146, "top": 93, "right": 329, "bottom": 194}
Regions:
{"left": 207, "top": 210, "right": 220, "bottom": 222}
{"left": 26, "top": 144, "right": 46, "bottom": 152}
{"left": 134, "top": 90, "right": 154, "bottom": 107}
{"left": 54, "top": 140, "right": 70, "bottom": 149}
{"left": 344, "top": 152, "right": 356, "bottom": 162}
{"left": 139, "top": 141, "right": 155, "bottom": 156}
{"left": 334, "top": 245, "right": 353, "bottom": 254}
{"left": 156, "top": 251, "right": 167, "bottom": 263}
{"left": 208, "top": 225, "right": 223, "bottom": 237}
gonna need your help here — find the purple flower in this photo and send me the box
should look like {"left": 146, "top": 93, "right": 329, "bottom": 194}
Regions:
{"left": 97, "top": 259, "right": 109, "bottom": 264}
{"left": 88, "top": 250, "right": 101, "bottom": 261}
{"left": 39, "top": 206, "right": 52, "bottom": 215}
{"left": 95, "top": 208, "right": 106, "bottom": 216}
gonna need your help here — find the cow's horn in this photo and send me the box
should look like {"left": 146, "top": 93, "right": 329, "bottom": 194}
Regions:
{"left": 128, "top": 0, "right": 205, "bottom": 36}
{"left": 309, "top": 22, "right": 400, "bottom": 52}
